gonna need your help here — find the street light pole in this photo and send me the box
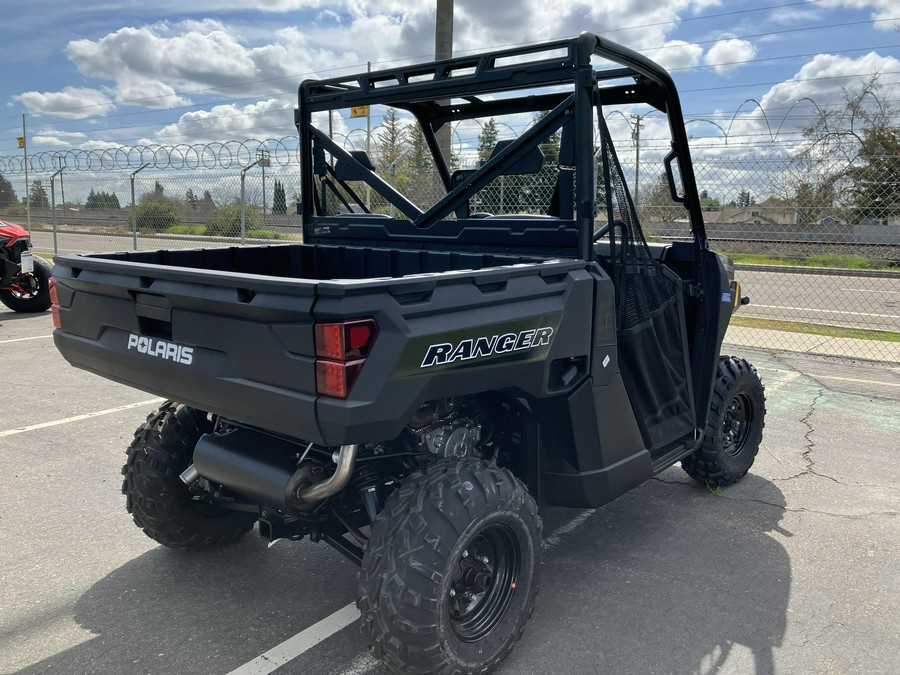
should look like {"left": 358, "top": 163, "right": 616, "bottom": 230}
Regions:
{"left": 130, "top": 163, "right": 150, "bottom": 250}
{"left": 50, "top": 168, "right": 63, "bottom": 254}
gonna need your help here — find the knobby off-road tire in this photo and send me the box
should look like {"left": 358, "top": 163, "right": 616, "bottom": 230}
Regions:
{"left": 122, "top": 401, "right": 257, "bottom": 549}
{"left": 0, "top": 255, "right": 52, "bottom": 312}
{"left": 682, "top": 356, "right": 766, "bottom": 487}
{"left": 358, "top": 459, "right": 542, "bottom": 675}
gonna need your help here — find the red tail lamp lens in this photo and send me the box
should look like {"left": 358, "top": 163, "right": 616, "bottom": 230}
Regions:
{"left": 314, "top": 319, "right": 378, "bottom": 398}
{"left": 315, "top": 319, "right": 378, "bottom": 360}
{"left": 49, "top": 277, "right": 61, "bottom": 329}
{"left": 316, "top": 359, "right": 365, "bottom": 399}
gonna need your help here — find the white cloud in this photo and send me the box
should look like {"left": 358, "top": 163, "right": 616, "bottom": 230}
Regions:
{"left": 155, "top": 98, "right": 296, "bottom": 144}
{"left": 712, "top": 51, "right": 900, "bottom": 153}
{"left": 821, "top": 0, "right": 899, "bottom": 27}
{"left": 31, "top": 130, "right": 88, "bottom": 147}
{"left": 703, "top": 38, "right": 757, "bottom": 75}
{"left": 14, "top": 87, "right": 114, "bottom": 119}
{"left": 67, "top": 25, "right": 264, "bottom": 94}
{"left": 645, "top": 40, "right": 704, "bottom": 71}
{"left": 114, "top": 79, "right": 192, "bottom": 109}
{"left": 77, "top": 140, "right": 125, "bottom": 152}
{"left": 757, "top": 51, "right": 900, "bottom": 136}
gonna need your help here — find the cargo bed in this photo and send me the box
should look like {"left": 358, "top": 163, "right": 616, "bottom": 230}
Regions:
{"left": 52, "top": 243, "right": 590, "bottom": 445}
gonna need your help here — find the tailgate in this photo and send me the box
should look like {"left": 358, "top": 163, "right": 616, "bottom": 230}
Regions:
{"left": 52, "top": 254, "right": 322, "bottom": 442}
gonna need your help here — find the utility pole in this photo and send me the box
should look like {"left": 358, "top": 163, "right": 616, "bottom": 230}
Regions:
{"left": 22, "top": 114, "right": 30, "bottom": 227}
{"left": 435, "top": 0, "right": 453, "bottom": 167}
{"left": 630, "top": 113, "right": 644, "bottom": 209}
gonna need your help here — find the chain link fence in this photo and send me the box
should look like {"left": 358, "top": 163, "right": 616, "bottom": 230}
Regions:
{"left": 1, "top": 140, "right": 897, "bottom": 363}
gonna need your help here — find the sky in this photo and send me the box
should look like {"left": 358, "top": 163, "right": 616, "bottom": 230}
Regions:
{"left": 0, "top": 0, "right": 898, "bottom": 163}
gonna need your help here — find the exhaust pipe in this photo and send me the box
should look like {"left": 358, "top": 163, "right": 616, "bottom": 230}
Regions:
{"left": 295, "top": 444, "right": 358, "bottom": 503}
{"left": 192, "top": 426, "right": 359, "bottom": 511}
{"left": 179, "top": 464, "right": 200, "bottom": 486}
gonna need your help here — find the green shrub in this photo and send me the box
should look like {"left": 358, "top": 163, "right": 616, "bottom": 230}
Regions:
{"left": 137, "top": 198, "right": 181, "bottom": 232}
{"left": 165, "top": 224, "right": 206, "bottom": 235}
{"left": 246, "top": 229, "right": 282, "bottom": 240}
{"left": 807, "top": 254, "right": 870, "bottom": 269}
{"left": 205, "top": 204, "right": 262, "bottom": 238}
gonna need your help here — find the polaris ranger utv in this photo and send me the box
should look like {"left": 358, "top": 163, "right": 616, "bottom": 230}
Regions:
{"left": 52, "top": 32, "right": 765, "bottom": 674}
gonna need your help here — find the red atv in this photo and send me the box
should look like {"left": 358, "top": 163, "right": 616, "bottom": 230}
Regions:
{"left": 0, "top": 220, "right": 52, "bottom": 313}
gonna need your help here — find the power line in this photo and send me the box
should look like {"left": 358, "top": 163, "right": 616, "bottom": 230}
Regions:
{"left": 0, "top": 0, "right": 885, "bottom": 122}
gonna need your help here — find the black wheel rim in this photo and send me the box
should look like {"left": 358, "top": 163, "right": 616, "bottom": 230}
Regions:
{"left": 723, "top": 392, "right": 754, "bottom": 457}
{"left": 448, "top": 523, "right": 520, "bottom": 643}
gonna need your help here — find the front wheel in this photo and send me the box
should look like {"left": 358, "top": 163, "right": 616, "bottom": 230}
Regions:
{"left": 682, "top": 356, "right": 766, "bottom": 487}
{"left": 0, "top": 255, "right": 52, "bottom": 312}
{"left": 358, "top": 459, "right": 542, "bottom": 675}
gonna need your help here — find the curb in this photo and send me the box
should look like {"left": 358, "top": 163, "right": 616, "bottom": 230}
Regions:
{"left": 735, "top": 263, "right": 899, "bottom": 279}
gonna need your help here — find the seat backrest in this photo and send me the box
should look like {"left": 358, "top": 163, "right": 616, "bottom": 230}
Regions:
{"left": 334, "top": 150, "right": 376, "bottom": 181}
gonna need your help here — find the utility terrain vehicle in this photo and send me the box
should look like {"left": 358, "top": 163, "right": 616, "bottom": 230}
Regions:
{"left": 52, "top": 32, "right": 765, "bottom": 674}
{"left": 1, "top": 220, "right": 52, "bottom": 312}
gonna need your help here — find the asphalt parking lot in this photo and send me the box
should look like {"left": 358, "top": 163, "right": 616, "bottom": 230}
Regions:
{"left": 2, "top": 308, "right": 899, "bottom": 675}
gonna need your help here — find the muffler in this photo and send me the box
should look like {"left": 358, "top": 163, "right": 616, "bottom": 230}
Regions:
{"left": 190, "top": 426, "right": 357, "bottom": 511}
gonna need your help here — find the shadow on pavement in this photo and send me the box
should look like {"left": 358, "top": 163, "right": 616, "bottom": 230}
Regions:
{"left": 17, "top": 532, "right": 358, "bottom": 674}
{"left": 502, "top": 472, "right": 791, "bottom": 675}
{"left": 16, "top": 473, "right": 790, "bottom": 675}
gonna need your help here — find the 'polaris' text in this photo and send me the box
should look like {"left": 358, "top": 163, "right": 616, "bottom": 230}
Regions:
{"left": 127, "top": 334, "right": 194, "bottom": 365}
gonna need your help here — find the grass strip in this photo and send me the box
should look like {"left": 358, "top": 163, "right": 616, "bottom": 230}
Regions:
{"left": 725, "top": 251, "right": 897, "bottom": 272}
{"left": 731, "top": 315, "right": 900, "bottom": 343}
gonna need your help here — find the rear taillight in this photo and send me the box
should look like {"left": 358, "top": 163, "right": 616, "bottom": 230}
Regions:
{"left": 314, "top": 319, "right": 378, "bottom": 398}
{"left": 49, "top": 277, "right": 60, "bottom": 329}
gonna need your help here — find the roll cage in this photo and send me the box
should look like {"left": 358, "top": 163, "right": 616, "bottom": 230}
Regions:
{"left": 294, "top": 31, "right": 708, "bottom": 259}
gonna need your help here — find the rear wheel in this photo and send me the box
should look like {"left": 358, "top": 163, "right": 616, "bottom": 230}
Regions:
{"left": 682, "top": 356, "right": 766, "bottom": 487}
{"left": 122, "top": 401, "right": 258, "bottom": 549}
{"left": 358, "top": 459, "right": 541, "bottom": 675}
{"left": 0, "top": 255, "right": 52, "bottom": 312}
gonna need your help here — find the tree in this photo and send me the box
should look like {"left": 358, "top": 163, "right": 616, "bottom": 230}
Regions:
{"left": 375, "top": 108, "right": 406, "bottom": 171}
{"left": 28, "top": 180, "right": 50, "bottom": 209}
{"left": 699, "top": 189, "right": 721, "bottom": 211}
{"left": 137, "top": 199, "right": 180, "bottom": 232}
{"left": 793, "top": 180, "right": 835, "bottom": 226}
{"left": 198, "top": 190, "right": 216, "bottom": 213}
{"left": 0, "top": 172, "right": 18, "bottom": 209}
{"left": 86, "top": 189, "right": 121, "bottom": 210}
{"left": 847, "top": 127, "right": 900, "bottom": 224}
{"left": 205, "top": 204, "right": 262, "bottom": 237}
{"left": 185, "top": 189, "right": 199, "bottom": 209}
{"left": 477, "top": 119, "right": 499, "bottom": 165}
{"left": 272, "top": 179, "right": 287, "bottom": 215}
{"left": 151, "top": 181, "right": 165, "bottom": 199}
{"left": 404, "top": 122, "right": 435, "bottom": 208}
{"left": 533, "top": 110, "right": 561, "bottom": 166}
{"left": 736, "top": 189, "right": 755, "bottom": 208}
{"left": 798, "top": 74, "right": 900, "bottom": 224}
{"left": 642, "top": 173, "right": 684, "bottom": 223}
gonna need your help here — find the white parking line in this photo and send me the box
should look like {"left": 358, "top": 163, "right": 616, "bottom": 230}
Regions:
{"left": 0, "top": 398, "right": 163, "bottom": 438}
{"left": 226, "top": 603, "right": 360, "bottom": 675}
{"left": 542, "top": 508, "right": 596, "bottom": 551}
{"left": 0, "top": 334, "right": 53, "bottom": 345}
{"left": 760, "top": 370, "right": 801, "bottom": 393}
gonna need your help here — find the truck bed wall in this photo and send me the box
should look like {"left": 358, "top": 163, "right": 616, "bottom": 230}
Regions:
{"left": 89, "top": 243, "right": 546, "bottom": 280}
